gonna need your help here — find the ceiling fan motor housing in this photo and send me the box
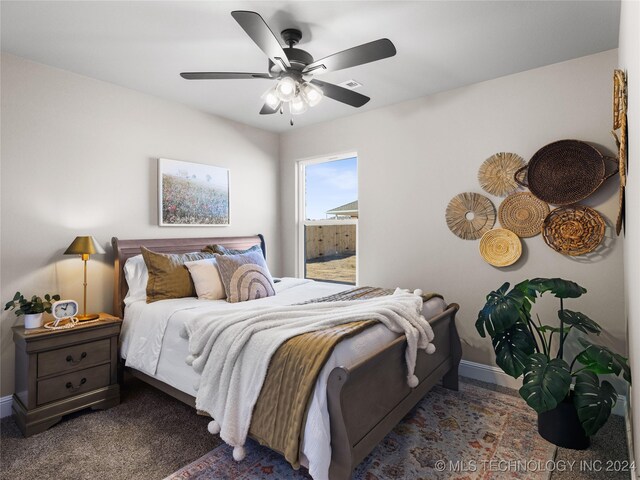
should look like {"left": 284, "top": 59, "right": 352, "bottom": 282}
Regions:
{"left": 269, "top": 47, "right": 313, "bottom": 74}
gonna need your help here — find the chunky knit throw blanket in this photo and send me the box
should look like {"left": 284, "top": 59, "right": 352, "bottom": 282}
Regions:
{"left": 181, "top": 288, "right": 435, "bottom": 461}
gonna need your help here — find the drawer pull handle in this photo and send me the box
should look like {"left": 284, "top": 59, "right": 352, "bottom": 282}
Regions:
{"left": 65, "top": 378, "right": 87, "bottom": 391}
{"left": 66, "top": 352, "right": 87, "bottom": 365}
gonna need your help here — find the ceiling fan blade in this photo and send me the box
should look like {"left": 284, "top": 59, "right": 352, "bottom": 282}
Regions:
{"left": 231, "top": 11, "right": 291, "bottom": 71}
{"left": 180, "top": 72, "right": 274, "bottom": 80}
{"left": 260, "top": 102, "right": 281, "bottom": 115}
{"left": 303, "top": 38, "right": 396, "bottom": 75}
{"left": 310, "top": 79, "right": 370, "bottom": 107}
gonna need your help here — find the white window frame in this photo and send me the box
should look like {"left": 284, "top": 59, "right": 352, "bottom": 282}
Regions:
{"left": 296, "top": 151, "right": 359, "bottom": 285}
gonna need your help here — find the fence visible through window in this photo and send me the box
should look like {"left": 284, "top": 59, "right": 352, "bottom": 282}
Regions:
{"left": 304, "top": 224, "right": 356, "bottom": 284}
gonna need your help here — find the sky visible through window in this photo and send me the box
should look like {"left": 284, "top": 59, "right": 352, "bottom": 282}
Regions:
{"left": 305, "top": 157, "right": 357, "bottom": 220}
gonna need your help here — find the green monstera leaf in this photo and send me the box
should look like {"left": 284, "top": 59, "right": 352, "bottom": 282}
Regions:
{"left": 519, "top": 353, "right": 572, "bottom": 413}
{"left": 576, "top": 339, "right": 631, "bottom": 383}
{"left": 527, "top": 278, "right": 586, "bottom": 299}
{"left": 558, "top": 310, "right": 602, "bottom": 334}
{"left": 574, "top": 370, "right": 618, "bottom": 436}
{"left": 492, "top": 324, "right": 537, "bottom": 378}
{"left": 476, "top": 282, "right": 526, "bottom": 338}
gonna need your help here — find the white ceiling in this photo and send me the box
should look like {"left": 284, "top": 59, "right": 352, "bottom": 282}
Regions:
{"left": 1, "top": 1, "right": 620, "bottom": 133}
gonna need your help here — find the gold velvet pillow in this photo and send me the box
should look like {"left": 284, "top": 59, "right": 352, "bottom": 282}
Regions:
{"left": 141, "top": 247, "right": 215, "bottom": 303}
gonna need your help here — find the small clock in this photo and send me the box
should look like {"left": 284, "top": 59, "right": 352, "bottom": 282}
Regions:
{"left": 51, "top": 299, "right": 79, "bottom": 326}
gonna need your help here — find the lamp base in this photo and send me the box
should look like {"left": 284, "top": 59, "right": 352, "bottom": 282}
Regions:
{"left": 76, "top": 313, "right": 100, "bottom": 322}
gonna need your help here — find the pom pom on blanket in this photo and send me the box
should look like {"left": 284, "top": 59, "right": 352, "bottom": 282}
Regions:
{"left": 185, "top": 355, "right": 195, "bottom": 365}
{"left": 413, "top": 289, "right": 423, "bottom": 296}
{"left": 233, "top": 445, "right": 246, "bottom": 461}
{"left": 207, "top": 420, "right": 221, "bottom": 435}
{"left": 426, "top": 343, "right": 436, "bottom": 354}
{"left": 408, "top": 375, "right": 419, "bottom": 388}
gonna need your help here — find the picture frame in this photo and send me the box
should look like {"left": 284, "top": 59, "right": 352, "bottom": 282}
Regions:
{"left": 158, "top": 158, "right": 230, "bottom": 226}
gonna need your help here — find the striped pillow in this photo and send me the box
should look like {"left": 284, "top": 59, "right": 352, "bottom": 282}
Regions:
{"left": 216, "top": 250, "right": 276, "bottom": 303}
{"left": 202, "top": 244, "right": 262, "bottom": 256}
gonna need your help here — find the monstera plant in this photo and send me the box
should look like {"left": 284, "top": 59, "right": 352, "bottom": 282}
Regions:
{"left": 476, "top": 278, "right": 630, "bottom": 445}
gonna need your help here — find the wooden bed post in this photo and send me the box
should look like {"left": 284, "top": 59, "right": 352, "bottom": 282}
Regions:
{"left": 442, "top": 303, "right": 462, "bottom": 391}
{"left": 326, "top": 303, "right": 461, "bottom": 480}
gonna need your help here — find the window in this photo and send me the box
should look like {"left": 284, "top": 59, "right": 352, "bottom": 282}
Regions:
{"left": 297, "top": 153, "right": 358, "bottom": 285}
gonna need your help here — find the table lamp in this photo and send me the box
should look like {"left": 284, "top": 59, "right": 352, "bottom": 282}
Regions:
{"left": 64, "top": 236, "right": 105, "bottom": 321}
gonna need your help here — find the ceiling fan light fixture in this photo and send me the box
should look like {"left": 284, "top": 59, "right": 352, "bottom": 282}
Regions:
{"left": 275, "top": 76, "right": 297, "bottom": 102}
{"left": 289, "top": 95, "right": 309, "bottom": 115}
{"left": 300, "top": 82, "right": 324, "bottom": 107}
{"left": 262, "top": 86, "right": 281, "bottom": 110}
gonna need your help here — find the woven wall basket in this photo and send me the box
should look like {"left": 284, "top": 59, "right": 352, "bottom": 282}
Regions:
{"left": 498, "top": 192, "right": 550, "bottom": 238}
{"left": 478, "top": 152, "right": 526, "bottom": 197}
{"left": 515, "top": 140, "right": 617, "bottom": 205}
{"left": 479, "top": 228, "right": 522, "bottom": 267}
{"left": 542, "top": 206, "right": 605, "bottom": 256}
{"left": 445, "top": 192, "right": 496, "bottom": 240}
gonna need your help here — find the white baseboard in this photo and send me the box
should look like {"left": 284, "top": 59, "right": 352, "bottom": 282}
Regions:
{"left": 0, "top": 395, "right": 13, "bottom": 418}
{"left": 459, "top": 359, "right": 627, "bottom": 417}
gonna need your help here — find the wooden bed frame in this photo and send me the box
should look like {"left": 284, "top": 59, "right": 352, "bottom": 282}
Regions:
{"left": 112, "top": 235, "right": 461, "bottom": 480}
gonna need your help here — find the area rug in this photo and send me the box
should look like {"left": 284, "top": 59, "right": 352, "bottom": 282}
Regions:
{"left": 164, "top": 382, "right": 556, "bottom": 480}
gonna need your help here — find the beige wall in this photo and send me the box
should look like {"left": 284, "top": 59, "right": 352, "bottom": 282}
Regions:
{"left": 280, "top": 50, "right": 625, "bottom": 370}
{"left": 0, "top": 54, "right": 281, "bottom": 397}
{"left": 618, "top": 0, "right": 640, "bottom": 471}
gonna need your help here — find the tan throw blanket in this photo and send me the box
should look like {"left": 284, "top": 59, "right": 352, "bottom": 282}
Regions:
{"left": 249, "top": 287, "right": 443, "bottom": 468}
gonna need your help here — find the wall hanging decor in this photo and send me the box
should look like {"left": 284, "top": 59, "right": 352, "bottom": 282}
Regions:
{"left": 158, "top": 158, "right": 230, "bottom": 226}
{"left": 542, "top": 206, "right": 605, "bottom": 256}
{"left": 478, "top": 152, "right": 525, "bottom": 197}
{"left": 479, "top": 228, "right": 522, "bottom": 267}
{"left": 498, "top": 192, "right": 550, "bottom": 238}
{"left": 612, "top": 69, "right": 627, "bottom": 236}
{"left": 445, "top": 192, "right": 496, "bottom": 240}
{"left": 515, "top": 140, "right": 617, "bottom": 205}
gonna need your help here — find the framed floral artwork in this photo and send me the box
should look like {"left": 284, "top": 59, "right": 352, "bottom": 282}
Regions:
{"left": 158, "top": 158, "right": 229, "bottom": 226}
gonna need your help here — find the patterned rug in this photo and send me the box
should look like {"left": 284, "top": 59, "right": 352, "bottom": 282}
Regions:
{"left": 164, "top": 382, "right": 555, "bottom": 480}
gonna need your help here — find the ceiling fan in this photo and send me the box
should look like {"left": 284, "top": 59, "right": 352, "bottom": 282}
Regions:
{"left": 180, "top": 11, "right": 397, "bottom": 123}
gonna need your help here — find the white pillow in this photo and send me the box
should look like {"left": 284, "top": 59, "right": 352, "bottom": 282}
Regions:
{"left": 184, "top": 258, "right": 225, "bottom": 300}
{"left": 123, "top": 254, "right": 148, "bottom": 305}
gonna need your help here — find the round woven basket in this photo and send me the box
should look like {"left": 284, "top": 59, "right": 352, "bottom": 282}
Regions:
{"left": 478, "top": 152, "right": 526, "bottom": 197}
{"left": 445, "top": 192, "right": 496, "bottom": 240}
{"left": 479, "top": 228, "right": 522, "bottom": 267}
{"left": 498, "top": 192, "right": 550, "bottom": 238}
{"left": 542, "top": 206, "right": 605, "bottom": 256}
{"left": 523, "top": 140, "right": 611, "bottom": 205}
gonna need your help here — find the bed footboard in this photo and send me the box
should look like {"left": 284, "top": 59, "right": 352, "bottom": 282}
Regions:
{"left": 326, "top": 303, "right": 461, "bottom": 480}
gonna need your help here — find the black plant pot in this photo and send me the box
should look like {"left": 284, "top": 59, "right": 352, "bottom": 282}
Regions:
{"left": 537, "top": 397, "right": 590, "bottom": 450}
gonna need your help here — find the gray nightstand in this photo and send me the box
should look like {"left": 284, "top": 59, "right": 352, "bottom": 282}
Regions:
{"left": 12, "top": 313, "right": 121, "bottom": 437}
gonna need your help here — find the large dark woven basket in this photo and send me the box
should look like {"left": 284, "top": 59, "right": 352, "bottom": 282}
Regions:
{"left": 515, "top": 140, "right": 616, "bottom": 205}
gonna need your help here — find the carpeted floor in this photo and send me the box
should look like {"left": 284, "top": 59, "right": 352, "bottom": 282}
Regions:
{"left": 0, "top": 377, "right": 630, "bottom": 480}
{"left": 0, "top": 379, "right": 220, "bottom": 480}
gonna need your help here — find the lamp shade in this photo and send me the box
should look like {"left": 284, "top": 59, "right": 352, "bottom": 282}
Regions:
{"left": 64, "top": 236, "right": 105, "bottom": 255}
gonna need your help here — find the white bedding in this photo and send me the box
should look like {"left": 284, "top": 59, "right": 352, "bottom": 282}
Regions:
{"left": 120, "top": 278, "right": 446, "bottom": 480}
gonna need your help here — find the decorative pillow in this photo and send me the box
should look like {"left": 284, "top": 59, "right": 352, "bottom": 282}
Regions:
{"left": 141, "top": 247, "right": 215, "bottom": 303}
{"left": 184, "top": 258, "right": 226, "bottom": 300}
{"left": 216, "top": 250, "right": 276, "bottom": 303}
{"left": 202, "top": 244, "right": 263, "bottom": 257}
{"left": 123, "top": 254, "right": 148, "bottom": 305}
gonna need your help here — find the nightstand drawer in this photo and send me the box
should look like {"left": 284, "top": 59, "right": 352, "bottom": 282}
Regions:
{"left": 38, "top": 339, "right": 111, "bottom": 378}
{"left": 37, "top": 364, "right": 111, "bottom": 405}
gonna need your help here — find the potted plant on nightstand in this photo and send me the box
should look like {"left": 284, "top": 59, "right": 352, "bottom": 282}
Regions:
{"left": 476, "top": 278, "right": 630, "bottom": 449}
{"left": 4, "top": 292, "right": 61, "bottom": 329}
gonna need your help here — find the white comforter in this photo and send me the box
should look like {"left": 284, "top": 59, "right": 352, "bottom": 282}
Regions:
{"left": 121, "top": 278, "right": 446, "bottom": 480}
{"left": 182, "top": 288, "right": 435, "bottom": 461}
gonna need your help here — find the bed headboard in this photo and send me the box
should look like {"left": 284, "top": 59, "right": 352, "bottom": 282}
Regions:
{"left": 111, "top": 234, "right": 266, "bottom": 318}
